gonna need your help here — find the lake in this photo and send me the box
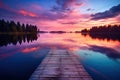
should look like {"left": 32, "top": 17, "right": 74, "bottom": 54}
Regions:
{"left": 0, "top": 33, "right": 120, "bottom": 80}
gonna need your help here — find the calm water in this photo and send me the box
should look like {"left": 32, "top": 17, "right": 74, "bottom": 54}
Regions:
{"left": 0, "top": 33, "right": 120, "bottom": 80}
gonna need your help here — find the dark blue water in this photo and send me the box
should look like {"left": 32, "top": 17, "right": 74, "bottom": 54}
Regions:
{"left": 0, "top": 45, "right": 50, "bottom": 80}
{"left": 77, "top": 49, "right": 120, "bottom": 80}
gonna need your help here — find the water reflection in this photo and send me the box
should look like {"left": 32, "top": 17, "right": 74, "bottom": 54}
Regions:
{"left": 82, "top": 33, "right": 120, "bottom": 41}
{"left": 0, "top": 34, "right": 38, "bottom": 47}
{"left": 0, "top": 33, "right": 120, "bottom": 80}
{"left": 88, "top": 45, "right": 120, "bottom": 60}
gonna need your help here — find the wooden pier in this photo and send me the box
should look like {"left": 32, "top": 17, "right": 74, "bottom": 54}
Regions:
{"left": 29, "top": 49, "right": 93, "bottom": 80}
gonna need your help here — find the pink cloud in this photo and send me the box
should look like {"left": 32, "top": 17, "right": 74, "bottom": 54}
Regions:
{"left": 1, "top": 0, "right": 119, "bottom": 31}
{"left": 21, "top": 47, "right": 39, "bottom": 53}
{"left": 19, "top": 9, "right": 38, "bottom": 17}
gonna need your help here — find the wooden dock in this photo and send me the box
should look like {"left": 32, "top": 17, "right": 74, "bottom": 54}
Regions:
{"left": 29, "top": 49, "right": 93, "bottom": 80}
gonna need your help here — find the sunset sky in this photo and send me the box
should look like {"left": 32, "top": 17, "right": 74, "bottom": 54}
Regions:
{"left": 0, "top": 0, "right": 120, "bottom": 31}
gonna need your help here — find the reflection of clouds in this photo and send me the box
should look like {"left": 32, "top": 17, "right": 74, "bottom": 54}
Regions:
{"left": 1, "top": 33, "right": 120, "bottom": 60}
{"left": 84, "top": 52, "right": 91, "bottom": 56}
{"left": 21, "top": 47, "right": 39, "bottom": 53}
{"left": 89, "top": 45, "right": 120, "bottom": 60}
{"left": 38, "top": 33, "right": 120, "bottom": 52}
{"left": 30, "top": 48, "right": 49, "bottom": 58}
{"left": 0, "top": 46, "right": 40, "bottom": 59}
{"left": 63, "top": 39, "right": 77, "bottom": 43}
{"left": 0, "top": 52, "right": 15, "bottom": 59}
{"left": 20, "top": 45, "right": 49, "bottom": 58}
{"left": 0, "top": 48, "right": 20, "bottom": 59}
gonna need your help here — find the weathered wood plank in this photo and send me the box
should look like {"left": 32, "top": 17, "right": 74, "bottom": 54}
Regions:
{"left": 29, "top": 49, "right": 93, "bottom": 80}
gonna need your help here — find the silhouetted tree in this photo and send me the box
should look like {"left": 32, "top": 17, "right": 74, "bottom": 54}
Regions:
{"left": 10, "top": 21, "right": 17, "bottom": 32}
{"left": 81, "top": 24, "right": 120, "bottom": 41}
{"left": 0, "top": 19, "right": 38, "bottom": 33}
{"left": 81, "top": 29, "right": 88, "bottom": 33}
{"left": 81, "top": 24, "right": 120, "bottom": 34}
{"left": 16, "top": 22, "right": 21, "bottom": 32}
{"left": 22, "top": 24, "right": 26, "bottom": 32}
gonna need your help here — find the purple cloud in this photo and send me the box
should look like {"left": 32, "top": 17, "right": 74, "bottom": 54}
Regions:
{"left": 52, "top": 0, "right": 83, "bottom": 12}
{"left": 86, "top": 8, "right": 94, "bottom": 11}
{"left": 0, "top": 1, "right": 66, "bottom": 23}
{"left": 91, "top": 4, "right": 120, "bottom": 20}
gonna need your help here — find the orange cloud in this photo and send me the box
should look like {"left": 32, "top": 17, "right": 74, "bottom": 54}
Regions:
{"left": 19, "top": 9, "right": 38, "bottom": 17}
{"left": 22, "top": 47, "right": 39, "bottom": 53}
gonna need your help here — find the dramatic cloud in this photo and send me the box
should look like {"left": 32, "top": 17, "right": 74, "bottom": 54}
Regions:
{"left": 52, "top": 0, "right": 83, "bottom": 12}
{"left": 91, "top": 4, "right": 120, "bottom": 20}
{"left": 1, "top": 0, "right": 120, "bottom": 31}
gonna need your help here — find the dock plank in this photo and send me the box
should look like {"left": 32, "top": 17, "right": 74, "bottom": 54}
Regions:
{"left": 29, "top": 50, "right": 93, "bottom": 80}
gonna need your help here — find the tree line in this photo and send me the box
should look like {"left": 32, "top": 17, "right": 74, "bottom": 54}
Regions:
{"left": 0, "top": 19, "right": 38, "bottom": 33}
{"left": 81, "top": 25, "right": 120, "bottom": 41}
{"left": 81, "top": 25, "right": 120, "bottom": 34}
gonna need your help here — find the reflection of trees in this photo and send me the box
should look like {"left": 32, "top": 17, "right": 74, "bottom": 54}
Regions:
{"left": 81, "top": 25, "right": 120, "bottom": 41}
{"left": 0, "top": 34, "right": 38, "bottom": 47}
{"left": 88, "top": 33, "right": 120, "bottom": 41}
